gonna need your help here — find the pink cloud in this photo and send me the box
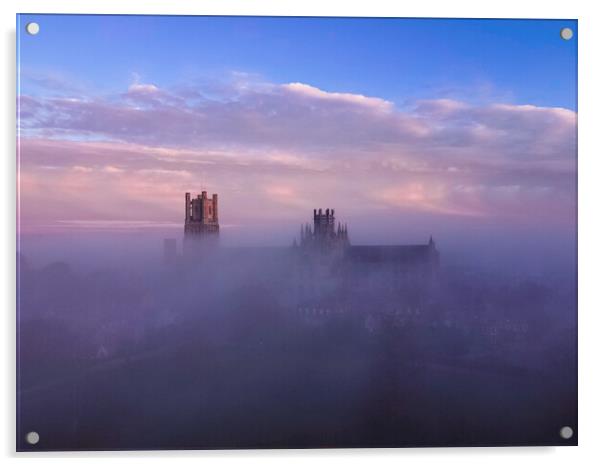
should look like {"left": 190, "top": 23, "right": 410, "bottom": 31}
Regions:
{"left": 17, "top": 79, "right": 576, "bottom": 236}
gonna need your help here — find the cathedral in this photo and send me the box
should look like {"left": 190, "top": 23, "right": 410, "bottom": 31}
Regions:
{"left": 294, "top": 207, "right": 439, "bottom": 271}
{"left": 176, "top": 192, "right": 439, "bottom": 270}
{"left": 290, "top": 206, "right": 439, "bottom": 315}
{"left": 167, "top": 192, "right": 440, "bottom": 317}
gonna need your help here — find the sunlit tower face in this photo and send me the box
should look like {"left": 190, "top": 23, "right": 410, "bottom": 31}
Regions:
{"left": 184, "top": 192, "right": 219, "bottom": 254}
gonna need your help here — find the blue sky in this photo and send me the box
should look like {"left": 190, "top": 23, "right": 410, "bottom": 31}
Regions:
{"left": 18, "top": 15, "right": 577, "bottom": 109}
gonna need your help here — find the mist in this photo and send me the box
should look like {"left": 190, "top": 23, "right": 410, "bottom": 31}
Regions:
{"left": 16, "top": 224, "right": 576, "bottom": 450}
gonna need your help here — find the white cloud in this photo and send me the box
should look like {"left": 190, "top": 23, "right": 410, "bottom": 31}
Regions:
{"left": 282, "top": 82, "right": 394, "bottom": 112}
{"left": 127, "top": 83, "right": 160, "bottom": 94}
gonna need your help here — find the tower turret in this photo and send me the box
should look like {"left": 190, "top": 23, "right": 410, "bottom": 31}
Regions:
{"left": 299, "top": 208, "right": 349, "bottom": 250}
{"left": 184, "top": 191, "right": 220, "bottom": 255}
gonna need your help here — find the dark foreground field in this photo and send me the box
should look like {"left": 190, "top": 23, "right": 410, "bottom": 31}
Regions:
{"left": 17, "top": 321, "right": 577, "bottom": 451}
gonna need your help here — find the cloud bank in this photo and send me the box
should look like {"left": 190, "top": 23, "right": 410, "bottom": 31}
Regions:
{"left": 18, "top": 76, "right": 576, "bottom": 242}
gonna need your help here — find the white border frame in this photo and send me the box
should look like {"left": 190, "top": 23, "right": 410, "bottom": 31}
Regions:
{"left": 3, "top": 1, "right": 600, "bottom": 464}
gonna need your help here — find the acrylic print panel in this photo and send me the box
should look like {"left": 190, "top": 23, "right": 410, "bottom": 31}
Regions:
{"left": 16, "top": 15, "right": 577, "bottom": 451}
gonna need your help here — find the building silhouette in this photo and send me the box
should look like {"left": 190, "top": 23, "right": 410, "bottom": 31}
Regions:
{"left": 173, "top": 194, "right": 438, "bottom": 295}
{"left": 297, "top": 208, "right": 349, "bottom": 252}
{"left": 292, "top": 207, "right": 439, "bottom": 316}
{"left": 295, "top": 207, "right": 438, "bottom": 270}
{"left": 164, "top": 194, "right": 440, "bottom": 318}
